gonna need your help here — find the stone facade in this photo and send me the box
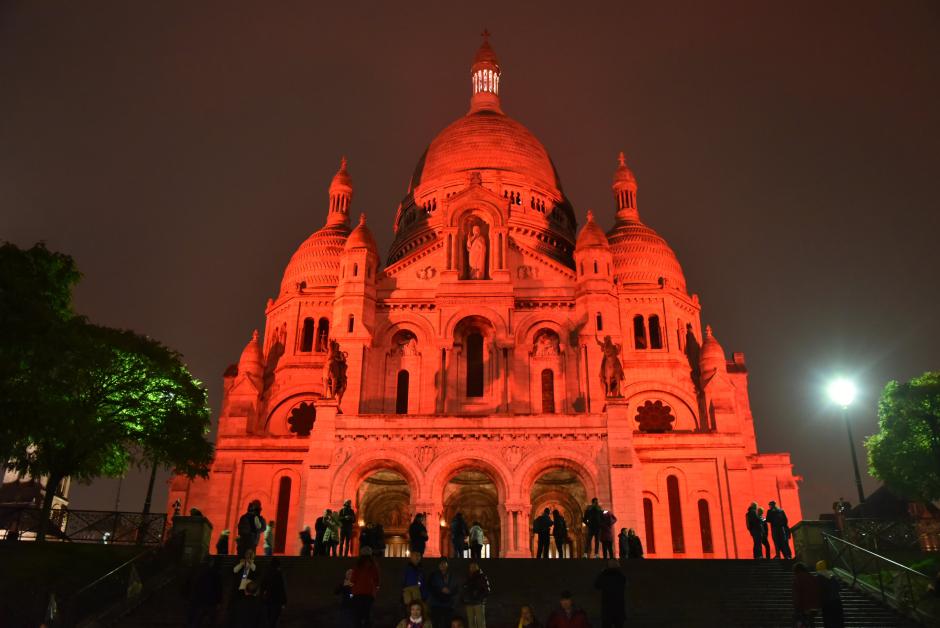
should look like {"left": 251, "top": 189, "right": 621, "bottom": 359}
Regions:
{"left": 169, "top": 34, "right": 802, "bottom": 559}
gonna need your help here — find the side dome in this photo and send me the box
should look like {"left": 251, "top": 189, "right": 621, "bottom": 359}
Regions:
{"left": 238, "top": 330, "right": 263, "bottom": 376}
{"left": 280, "top": 223, "right": 350, "bottom": 294}
{"left": 606, "top": 220, "right": 687, "bottom": 291}
{"left": 410, "top": 111, "right": 562, "bottom": 193}
{"left": 575, "top": 211, "right": 609, "bottom": 250}
{"left": 699, "top": 325, "right": 727, "bottom": 378}
{"left": 345, "top": 214, "right": 378, "bottom": 253}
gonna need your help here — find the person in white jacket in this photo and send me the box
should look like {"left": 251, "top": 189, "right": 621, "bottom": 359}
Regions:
{"left": 468, "top": 521, "right": 485, "bottom": 560}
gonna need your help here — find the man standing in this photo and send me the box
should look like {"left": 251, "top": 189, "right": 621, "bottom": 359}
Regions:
{"left": 599, "top": 510, "right": 617, "bottom": 559}
{"left": 461, "top": 561, "right": 490, "bottom": 628}
{"left": 552, "top": 509, "right": 568, "bottom": 559}
{"left": 594, "top": 560, "right": 627, "bottom": 628}
{"left": 546, "top": 591, "right": 590, "bottom": 628}
{"left": 745, "top": 502, "right": 763, "bottom": 560}
{"left": 339, "top": 500, "right": 357, "bottom": 557}
{"left": 263, "top": 521, "right": 275, "bottom": 556}
{"left": 766, "top": 500, "right": 792, "bottom": 559}
{"left": 451, "top": 512, "right": 469, "bottom": 558}
{"left": 314, "top": 512, "right": 326, "bottom": 556}
{"left": 582, "top": 498, "right": 603, "bottom": 558}
{"left": 534, "top": 508, "right": 553, "bottom": 559}
{"left": 428, "top": 558, "right": 458, "bottom": 628}
{"left": 236, "top": 500, "right": 265, "bottom": 558}
{"left": 468, "top": 521, "right": 485, "bottom": 560}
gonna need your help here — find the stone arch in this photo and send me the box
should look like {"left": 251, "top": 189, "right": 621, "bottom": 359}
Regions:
{"left": 514, "top": 314, "right": 571, "bottom": 348}
{"left": 373, "top": 316, "right": 436, "bottom": 350}
{"left": 425, "top": 448, "right": 513, "bottom": 504}
{"left": 621, "top": 380, "right": 698, "bottom": 412}
{"left": 264, "top": 392, "right": 319, "bottom": 435}
{"left": 624, "top": 385, "right": 700, "bottom": 432}
{"left": 516, "top": 452, "right": 599, "bottom": 504}
{"left": 443, "top": 308, "right": 508, "bottom": 341}
{"left": 332, "top": 448, "right": 424, "bottom": 506}
{"left": 447, "top": 199, "right": 505, "bottom": 229}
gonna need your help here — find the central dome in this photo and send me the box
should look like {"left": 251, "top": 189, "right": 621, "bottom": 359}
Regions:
{"left": 410, "top": 110, "right": 562, "bottom": 193}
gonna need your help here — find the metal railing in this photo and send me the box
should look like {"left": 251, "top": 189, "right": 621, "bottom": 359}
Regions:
{"left": 823, "top": 532, "right": 939, "bottom": 625}
{"left": 0, "top": 506, "right": 167, "bottom": 545}
{"left": 64, "top": 529, "right": 185, "bottom": 627}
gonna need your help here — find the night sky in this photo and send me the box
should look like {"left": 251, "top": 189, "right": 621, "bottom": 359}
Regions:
{"left": 2, "top": 1, "right": 938, "bottom": 521}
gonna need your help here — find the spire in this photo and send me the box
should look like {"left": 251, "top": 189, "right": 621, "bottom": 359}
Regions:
{"left": 327, "top": 156, "right": 353, "bottom": 226}
{"left": 612, "top": 151, "right": 638, "bottom": 222}
{"left": 469, "top": 29, "right": 502, "bottom": 114}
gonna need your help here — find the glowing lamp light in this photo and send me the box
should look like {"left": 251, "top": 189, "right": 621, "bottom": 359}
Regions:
{"left": 827, "top": 378, "right": 857, "bottom": 408}
{"left": 358, "top": 519, "right": 365, "bottom": 527}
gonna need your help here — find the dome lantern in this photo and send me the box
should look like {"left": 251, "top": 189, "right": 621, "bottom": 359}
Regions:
{"left": 469, "top": 29, "right": 502, "bottom": 114}
{"left": 327, "top": 156, "right": 353, "bottom": 227}
{"left": 612, "top": 151, "right": 639, "bottom": 222}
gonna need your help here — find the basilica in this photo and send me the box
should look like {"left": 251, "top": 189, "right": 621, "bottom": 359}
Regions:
{"left": 169, "top": 34, "right": 802, "bottom": 559}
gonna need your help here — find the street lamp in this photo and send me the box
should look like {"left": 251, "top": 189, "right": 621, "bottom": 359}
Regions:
{"left": 827, "top": 378, "right": 865, "bottom": 504}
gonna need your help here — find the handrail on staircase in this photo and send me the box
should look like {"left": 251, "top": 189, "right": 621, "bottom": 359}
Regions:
{"left": 821, "top": 532, "right": 938, "bottom": 626}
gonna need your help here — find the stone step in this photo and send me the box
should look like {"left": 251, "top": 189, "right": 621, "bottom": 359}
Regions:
{"left": 119, "top": 557, "right": 921, "bottom": 628}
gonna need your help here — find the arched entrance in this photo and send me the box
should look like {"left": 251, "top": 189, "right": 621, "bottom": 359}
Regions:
{"left": 529, "top": 468, "right": 587, "bottom": 558}
{"left": 440, "top": 470, "right": 501, "bottom": 558}
{"left": 357, "top": 469, "right": 412, "bottom": 557}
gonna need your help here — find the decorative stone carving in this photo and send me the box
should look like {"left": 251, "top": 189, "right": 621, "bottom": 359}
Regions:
{"left": 533, "top": 330, "right": 560, "bottom": 357}
{"left": 415, "top": 266, "right": 437, "bottom": 280}
{"left": 323, "top": 339, "right": 348, "bottom": 406}
{"left": 333, "top": 447, "right": 351, "bottom": 467}
{"left": 287, "top": 401, "right": 316, "bottom": 436}
{"left": 502, "top": 445, "right": 526, "bottom": 469}
{"left": 635, "top": 400, "right": 676, "bottom": 432}
{"left": 414, "top": 445, "right": 436, "bottom": 469}
{"left": 597, "top": 335, "right": 625, "bottom": 397}
{"left": 466, "top": 223, "right": 487, "bottom": 279}
{"left": 517, "top": 265, "right": 540, "bottom": 279}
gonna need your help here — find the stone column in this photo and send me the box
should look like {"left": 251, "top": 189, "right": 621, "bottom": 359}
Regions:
{"left": 502, "top": 502, "right": 529, "bottom": 557}
{"left": 299, "top": 399, "right": 339, "bottom": 532}
{"left": 605, "top": 398, "right": 643, "bottom": 540}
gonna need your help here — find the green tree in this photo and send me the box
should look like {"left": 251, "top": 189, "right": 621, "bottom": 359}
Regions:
{"left": 0, "top": 242, "right": 213, "bottom": 540}
{"left": 866, "top": 371, "right": 940, "bottom": 502}
{"left": 0, "top": 242, "right": 81, "bottom": 463}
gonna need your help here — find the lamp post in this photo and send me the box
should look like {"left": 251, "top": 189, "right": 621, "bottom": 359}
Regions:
{"left": 827, "top": 378, "right": 865, "bottom": 504}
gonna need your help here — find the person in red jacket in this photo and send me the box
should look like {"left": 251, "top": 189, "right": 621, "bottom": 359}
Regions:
{"left": 545, "top": 590, "right": 591, "bottom": 628}
{"left": 350, "top": 551, "right": 380, "bottom": 627}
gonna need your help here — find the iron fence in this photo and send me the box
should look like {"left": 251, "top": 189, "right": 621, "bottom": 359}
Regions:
{"left": 0, "top": 506, "right": 167, "bottom": 545}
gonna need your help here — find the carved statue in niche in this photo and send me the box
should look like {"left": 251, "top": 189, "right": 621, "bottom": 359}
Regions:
{"left": 323, "top": 339, "right": 348, "bottom": 408}
{"left": 597, "top": 335, "right": 625, "bottom": 397}
{"left": 635, "top": 400, "right": 676, "bottom": 432}
{"left": 533, "top": 330, "right": 560, "bottom": 357}
{"left": 464, "top": 217, "right": 488, "bottom": 280}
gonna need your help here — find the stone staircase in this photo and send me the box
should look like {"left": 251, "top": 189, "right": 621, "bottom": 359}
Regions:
{"left": 120, "top": 556, "right": 921, "bottom": 628}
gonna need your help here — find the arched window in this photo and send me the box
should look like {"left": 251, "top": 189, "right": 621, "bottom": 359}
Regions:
{"left": 353, "top": 263, "right": 359, "bottom": 277}
{"left": 649, "top": 315, "right": 662, "bottom": 349}
{"left": 395, "top": 370, "right": 409, "bottom": 414}
{"left": 595, "top": 312, "right": 603, "bottom": 332}
{"left": 315, "top": 318, "right": 330, "bottom": 352}
{"left": 643, "top": 498, "right": 656, "bottom": 554}
{"left": 347, "top": 315, "right": 355, "bottom": 334}
{"left": 274, "top": 477, "right": 291, "bottom": 554}
{"left": 698, "top": 499, "right": 714, "bottom": 554}
{"left": 633, "top": 315, "right": 648, "bottom": 350}
{"left": 667, "top": 475, "right": 685, "bottom": 553}
{"left": 541, "top": 369, "right": 555, "bottom": 414}
{"left": 593, "top": 260, "right": 599, "bottom": 274}
{"left": 300, "top": 318, "right": 314, "bottom": 352}
{"left": 580, "top": 262, "right": 584, "bottom": 275}
{"left": 466, "top": 332, "right": 484, "bottom": 397}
